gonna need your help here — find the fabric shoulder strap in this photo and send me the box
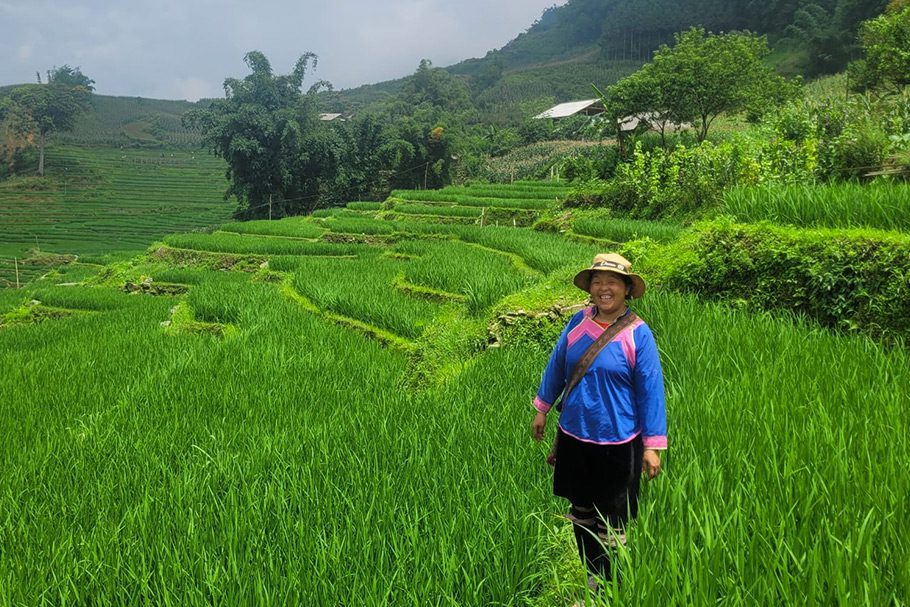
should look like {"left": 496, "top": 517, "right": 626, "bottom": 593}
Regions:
{"left": 558, "top": 310, "right": 638, "bottom": 408}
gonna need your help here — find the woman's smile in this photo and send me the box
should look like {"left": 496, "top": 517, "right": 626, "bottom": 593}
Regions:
{"left": 589, "top": 272, "right": 628, "bottom": 318}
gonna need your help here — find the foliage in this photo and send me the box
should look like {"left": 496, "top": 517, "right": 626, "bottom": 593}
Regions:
{"left": 722, "top": 182, "right": 910, "bottom": 230}
{"left": 183, "top": 51, "right": 340, "bottom": 219}
{"left": 1, "top": 78, "right": 93, "bottom": 176}
{"left": 474, "top": 140, "right": 602, "bottom": 183}
{"left": 0, "top": 145, "right": 232, "bottom": 287}
{"left": 848, "top": 5, "right": 910, "bottom": 94}
{"left": 607, "top": 28, "right": 798, "bottom": 142}
{"left": 46, "top": 65, "right": 95, "bottom": 91}
{"left": 557, "top": 144, "right": 621, "bottom": 181}
{"left": 2, "top": 204, "right": 909, "bottom": 604}
{"left": 651, "top": 217, "right": 910, "bottom": 343}
{"left": 571, "top": 138, "right": 764, "bottom": 219}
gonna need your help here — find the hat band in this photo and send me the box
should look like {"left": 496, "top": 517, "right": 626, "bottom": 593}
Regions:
{"left": 592, "top": 261, "right": 628, "bottom": 272}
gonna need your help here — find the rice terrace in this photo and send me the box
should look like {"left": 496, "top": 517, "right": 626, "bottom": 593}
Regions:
{"left": 2, "top": 1, "right": 910, "bottom": 605}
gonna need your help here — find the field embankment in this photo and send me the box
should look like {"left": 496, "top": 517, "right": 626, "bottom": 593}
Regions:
{"left": 0, "top": 145, "right": 232, "bottom": 287}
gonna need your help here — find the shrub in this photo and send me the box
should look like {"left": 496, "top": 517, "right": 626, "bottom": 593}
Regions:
{"left": 606, "top": 139, "right": 762, "bottom": 219}
{"left": 653, "top": 218, "right": 910, "bottom": 343}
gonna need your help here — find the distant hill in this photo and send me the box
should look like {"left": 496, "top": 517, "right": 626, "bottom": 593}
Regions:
{"left": 61, "top": 95, "right": 204, "bottom": 148}
{"left": 329, "top": 0, "right": 889, "bottom": 118}
{"left": 2, "top": 0, "right": 891, "bottom": 133}
{"left": 1, "top": 88, "right": 204, "bottom": 148}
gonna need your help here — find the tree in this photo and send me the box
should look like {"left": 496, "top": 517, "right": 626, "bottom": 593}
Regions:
{"left": 2, "top": 76, "right": 92, "bottom": 176}
{"left": 609, "top": 28, "right": 795, "bottom": 141}
{"left": 183, "top": 51, "right": 339, "bottom": 219}
{"left": 46, "top": 65, "right": 95, "bottom": 91}
{"left": 847, "top": 4, "right": 910, "bottom": 94}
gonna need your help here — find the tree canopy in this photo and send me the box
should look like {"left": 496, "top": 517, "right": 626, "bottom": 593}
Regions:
{"left": 847, "top": 4, "right": 910, "bottom": 94}
{"left": 0, "top": 68, "right": 93, "bottom": 176}
{"left": 46, "top": 65, "right": 96, "bottom": 91}
{"left": 607, "top": 28, "right": 796, "bottom": 142}
{"left": 184, "top": 51, "right": 342, "bottom": 219}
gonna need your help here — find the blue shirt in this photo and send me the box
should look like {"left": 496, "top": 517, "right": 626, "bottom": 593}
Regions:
{"left": 534, "top": 306, "right": 668, "bottom": 449}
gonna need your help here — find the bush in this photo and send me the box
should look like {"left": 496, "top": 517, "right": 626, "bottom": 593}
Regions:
{"left": 557, "top": 144, "right": 621, "bottom": 182}
{"left": 653, "top": 218, "right": 910, "bottom": 343}
{"left": 608, "top": 139, "right": 762, "bottom": 219}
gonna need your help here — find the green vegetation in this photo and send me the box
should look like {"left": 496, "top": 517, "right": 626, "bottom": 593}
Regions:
{"left": 1, "top": 5, "right": 909, "bottom": 602}
{"left": 571, "top": 214, "right": 683, "bottom": 243}
{"left": 606, "top": 28, "right": 797, "bottom": 142}
{"left": 0, "top": 204, "right": 907, "bottom": 604}
{"left": 639, "top": 218, "right": 910, "bottom": 343}
{"left": 0, "top": 66, "right": 94, "bottom": 176}
{"left": 723, "top": 182, "right": 910, "bottom": 230}
{"left": 0, "top": 145, "right": 231, "bottom": 288}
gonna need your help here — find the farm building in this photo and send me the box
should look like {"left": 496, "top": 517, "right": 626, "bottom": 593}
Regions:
{"left": 533, "top": 99, "right": 606, "bottom": 119}
{"left": 618, "top": 112, "right": 690, "bottom": 134}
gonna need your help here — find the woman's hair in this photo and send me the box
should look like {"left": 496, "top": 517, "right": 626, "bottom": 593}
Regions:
{"left": 621, "top": 275, "right": 633, "bottom": 292}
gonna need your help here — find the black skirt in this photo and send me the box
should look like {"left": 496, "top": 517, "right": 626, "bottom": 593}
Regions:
{"left": 553, "top": 428, "right": 643, "bottom": 528}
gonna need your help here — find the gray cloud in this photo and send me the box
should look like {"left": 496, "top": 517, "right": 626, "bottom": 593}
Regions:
{"left": 0, "top": 0, "right": 567, "bottom": 100}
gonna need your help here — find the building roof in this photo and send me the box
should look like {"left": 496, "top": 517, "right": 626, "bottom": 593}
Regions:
{"left": 618, "top": 112, "right": 690, "bottom": 133}
{"left": 534, "top": 99, "right": 605, "bottom": 119}
{"left": 319, "top": 113, "right": 345, "bottom": 121}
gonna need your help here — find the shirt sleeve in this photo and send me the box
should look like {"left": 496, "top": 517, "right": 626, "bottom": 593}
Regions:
{"left": 633, "top": 324, "right": 668, "bottom": 449}
{"left": 533, "top": 316, "right": 576, "bottom": 414}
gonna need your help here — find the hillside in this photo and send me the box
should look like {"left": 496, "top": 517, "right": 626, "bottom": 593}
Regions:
{"left": 1, "top": 183, "right": 907, "bottom": 604}
{"left": 332, "top": 0, "right": 889, "bottom": 114}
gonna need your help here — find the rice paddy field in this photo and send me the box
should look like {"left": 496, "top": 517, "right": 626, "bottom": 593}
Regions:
{"left": 1, "top": 171, "right": 909, "bottom": 606}
{"left": 0, "top": 144, "right": 232, "bottom": 287}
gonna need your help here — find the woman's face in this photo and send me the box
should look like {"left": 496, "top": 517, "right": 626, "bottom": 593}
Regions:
{"left": 589, "top": 271, "right": 629, "bottom": 316}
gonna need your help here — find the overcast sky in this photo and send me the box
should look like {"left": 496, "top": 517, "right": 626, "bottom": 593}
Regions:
{"left": 0, "top": 0, "right": 567, "bottom": 101}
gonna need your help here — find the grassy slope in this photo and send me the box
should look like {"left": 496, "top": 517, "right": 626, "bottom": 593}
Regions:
{"left": 0, "top": 196, "right": 907, "bottom": 604}
{"left": 0, "top": 144, "right": 231, "bottom": 287}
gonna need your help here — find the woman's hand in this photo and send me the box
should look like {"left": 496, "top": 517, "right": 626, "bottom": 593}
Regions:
{"left": 531, "top": 411, "right": 547, "bottom": 441}
{"left": 642, "top": 449, "right": 661, "bottom": 479}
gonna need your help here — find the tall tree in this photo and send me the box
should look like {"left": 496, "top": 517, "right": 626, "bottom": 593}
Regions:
{"left": 609, "top": 28, "right": 795, "bottom": 141}
{"left": 2, "top": 73, "right": 92, "bottom": 176}
{"left": 46, "top": 65, "right": 96, "bottom": 91}
{"left": 183, "top": 51, "right": 338, "bottom": 219}
{"left": 847, "top": 4, "right": 910, "bottom": 94}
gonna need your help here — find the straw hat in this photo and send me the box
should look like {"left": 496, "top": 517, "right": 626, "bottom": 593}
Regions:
{"left": 573, "top": 253, "right": 646, "bottom": 299}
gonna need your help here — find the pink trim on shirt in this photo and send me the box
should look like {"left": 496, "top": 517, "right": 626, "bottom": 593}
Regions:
{"left": 643, "top": 435, "right": 668, "bottom": 449}
{"left": 533, "top": 396, "right": 552, "bottom": 414}
{"left": 617, "top": 318, "right": 643, "bottom": 368}
{"left": 558, "top": 424, "right": 641, "bottom": 446}
{"left": 566, "top": 319, "right": 602, "bottom": 349}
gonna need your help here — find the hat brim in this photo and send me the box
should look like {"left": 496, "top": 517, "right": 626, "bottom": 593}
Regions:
{"left": 573, "top": 268, "right": 646, "bottom": 299}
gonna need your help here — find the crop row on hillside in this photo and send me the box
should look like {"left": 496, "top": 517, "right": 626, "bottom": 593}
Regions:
{"left": 722, "top": 183, "right": 910, "bottom": 231}
{"left": 1, "top": 243, "right": 906, "bottom": 604}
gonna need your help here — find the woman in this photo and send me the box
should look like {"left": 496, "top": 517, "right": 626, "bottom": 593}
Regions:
{"left": 531, "top": 253, "right": 667, "bottom": 591}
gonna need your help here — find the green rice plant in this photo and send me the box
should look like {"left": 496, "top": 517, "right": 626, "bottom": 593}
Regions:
{"left": 393, "top": 202, "right": 483, "bottom": 218}
{"left": 444, "top": 225, "right": 601, "bottom": 274}
{"left": 163, "top": 231, "right": 367, "bottom": 257}
{"left": 24, "top": 285, "right": 133, "bottom": 311}
{"left": 345, "top": 201, "right": 383, "bottom": 211}
{"left": 590, "top": 291, "right": 910, "bottom": 605}
{"left": 219, "top": 217, "right": 326, "bottom": 239}
{"left": 186, "top": 274, "right": 269, "bottom": 325}
{"left": 572, "top": 215, "right": 684, "bottom": 244}
{"left": 394, "top": 240, "right": 533, "bottom": 313}
{"left": 150, "top": 267, "right": 218, "bottom": 285}
{"left": 722, "top": 183, "right": 910, "bottom": 231}
{"left": 390, "top": 190, "right": 554, "bottom": 210}
{"left": 291, "top": 255, "right": 443, "bottom": 339}
{"left": 439, "top": 184, "right": 569, "bottom": 200}
{"left": 0, "top": 227, "right": 908, "bottom": 606}
{"left": 315, "top": 216, "right": 429, "bottom": 236}
{"left": 311, "top": 208, "right": 372, "bottom": 218}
